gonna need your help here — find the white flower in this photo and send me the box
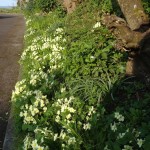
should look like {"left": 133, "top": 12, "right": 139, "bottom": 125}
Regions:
{"left": 31, "top": 139, "right": 38, "bottom": 149}
{"left": 54, "top": 133, "right": 58, "bottom": 141}
{"left": 88, "top": 106, "right": 96, "bottom": 116}
{"left": 34, "top": 108, "right": 39, "bottom": 114}
{"left": 23, "top": 134, "right": 31, "bottom": 150}
{"left": 40, "top": 100, "right": 45, "bottom": 107}
{"left": 60, "top": 130, "right": 66, "bottom": 139}
{"left": 137, "top": 139, "right": 144, "bottom": 148}
{"left": 61, "top": 88, "right": 66, "bottom": 93}
{"left": 117, "top": 132, "right": 126, "bottom": 139}
{"left": 56, "top": 28, "right": 63, "bottom": 33}
{"left": 93, "top": 22, "right": 101, "bottom": 28}
{"left": 90, "top": 56, "right": 95, "bottom": 59}
{"left": 25, "top": 104, "right": 29, "bottom": 109}
{"left": 34, "top": 100, "right": 39, "bottom": 107}
{"left": 23, "top": 111, "right": 28, "bottom": 117}
{"left": 62, "top": 144, "right": 65, "bottom": 148}
{"left": 114, "top": 112, "right": 124, "bottom": 122}
{"left": 122, "top": 145, "right": 133, "bottom": 150}
{"left": 19, "top": 112, "right": 24, "bottom": 117}
{"left": 110, "top": 122, "right": 117, "bottom": 132}
{"left": 61, "top": 105, "right": 67, "bottom": 112}
{"left": 55, "top": 115, "right": 60, "bottom": 122}
{"left": 43, "top": 107, "right": 47, "bottom": 112}
{"left": 68, "top": 107, "right": 76, "bottom": 113}
{"left": 66, "top": 114, "right": 71, "bottom": 119}
{"left": 68, "top": 137, "right": 76, "bottom": 145}
{"left": 42, "top": 42, "right": 50, "bottom": 49}
{"left": 83, "top": 123, "right": 91, "bottom": 130}
{"left": 37, "top": 146, "right": 44, "bottom": 150}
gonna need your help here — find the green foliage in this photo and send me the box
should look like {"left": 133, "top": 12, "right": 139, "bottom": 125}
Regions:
{"left": 25, "top": 0, "right": 64, "bottom": 14}
{"left": 142, "top": 0, "right": 150, "bottom": 15}
{"left": 34, "top": 0, "right": 57, "bottom": 12}
{"left": 63, "top": 2, "right": 126, "bottom": 90}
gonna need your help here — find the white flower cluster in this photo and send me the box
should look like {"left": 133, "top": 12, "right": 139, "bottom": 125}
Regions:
{"left": 110, "top": 112, "right": 125, "bottom": 132}
{"left": 137, "top": 138, "right": 145, "bottom": 148}
{"left": 31, "top": 139, "right": 45, "bottom": 150}
{"left": 25, "top": 18, "right": 31, "bottom": 26}
{"left": 24, "top": 135, "right": 48, "bottom": 150}
{"left": 122, "top": 145, "right": 133, "bottom": 150}
{"left": 22, "top": 22, "right": 65, "bottom": 73}
{"left": 114, "top": 112, "right": 125, "bottom": 122}
{"left": 53, "top": 96, "right": 76, "bottom": 124}
{"left": 34, "top": 126, "right": 77, "bottom": 148}
{"left": 19, "top": 90, "right": 48, "bottom": 124}
{"left": 12, "top": 79, "right": 27, "bottom": 101}
{"left": 83, "top": 106, "right": 96, "bottom": 130}
{"left": 110, "top": 122, "right": 117, "bottom": 132}
{"left": 117, "top": 132, "right": 126, "bottom": 139}
{"left": 118, "top": 131, "right": 129, "bottom": 141}
{"left": 29, "top": 69, "right": 48, "bottom": 86}
{"left": 132, "top": 129, "right": 145, "bottom": 148}
{"left": 25, "top": 27, "right": 36, "bottom": 37}
{"left": 23, "top": 134, "right": 31, "bottom": 150}
{"left": 93, "top": 22, "right": 101, "bottom": 29}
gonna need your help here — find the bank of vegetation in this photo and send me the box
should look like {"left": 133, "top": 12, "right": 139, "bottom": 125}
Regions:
{"left": 12, "top": 0, "right": 150, "bottom": 149}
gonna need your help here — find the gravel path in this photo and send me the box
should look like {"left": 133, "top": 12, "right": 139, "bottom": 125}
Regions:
{"left": 0, "top": 14, "right": 25, "bottom": 149}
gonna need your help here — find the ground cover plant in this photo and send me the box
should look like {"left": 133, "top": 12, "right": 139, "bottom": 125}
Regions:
{"left": 12, "top": 0, "right": 150, "bottom": 149}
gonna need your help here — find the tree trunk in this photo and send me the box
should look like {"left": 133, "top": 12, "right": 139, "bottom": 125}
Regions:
{"left": 117, "top": 0, "right": 149, "bottom": 30}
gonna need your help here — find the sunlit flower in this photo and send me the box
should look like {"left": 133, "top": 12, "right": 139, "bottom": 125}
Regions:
{"left": 37, "top": 146, "right": 44, "bottom": 150}
{"left": 31, "top": 139, "right": 38, "bottom": 149}
{"left": 83, "top": 123, "right": 91, "bottom": 130}
{"left": 55, "top": 115, "right": 60, "bottom": 122}
{"left": 54, "top": 133, "right": 58, "bottom": 141}
{"left": 60, "top": 130, "right": 66, "bottom": 139}
{"left": 68, "top": 107, "right": 76, "bottom": 113}
{"left": 43, "top": 107, "right": 47, "bottom": 112}
{"left": 93, "top": 22, "right": 101, "bottom": 28}
{"left": 55, "top": 28, "right": 63, "bottom": 33}
{"left": 66, "top": 114, "right": 71, "bottom": 119}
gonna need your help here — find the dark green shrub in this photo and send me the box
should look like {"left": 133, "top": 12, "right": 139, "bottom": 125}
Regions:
{"left": 25, "top": 0, "right": 58, "bottom": 13}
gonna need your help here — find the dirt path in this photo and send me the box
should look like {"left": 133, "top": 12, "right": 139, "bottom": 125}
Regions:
{"left": 0, "top": 14, "right": 25, "bottom": 149}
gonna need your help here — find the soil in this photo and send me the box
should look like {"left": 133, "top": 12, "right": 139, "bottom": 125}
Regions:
{"left": 0, "top": 14, "right": 25, "bottom": 149}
